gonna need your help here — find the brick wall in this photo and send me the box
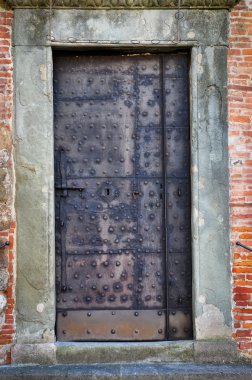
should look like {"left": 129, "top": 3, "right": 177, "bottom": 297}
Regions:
{"left": 229, "top": 0, "right": 252, "bottom": 361}
{"left": 0, "top": 1, "right": 15, "bottom": 365}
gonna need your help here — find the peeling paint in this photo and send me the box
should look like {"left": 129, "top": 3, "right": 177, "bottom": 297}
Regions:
{"left": 187, "top": 31, "right": 195, "bottom": 39}
{"left": 191, "top": 165, "right": 198, "bottom": 174}
{"left": 196, "top": 304, "right": 231, "bottom": 339}
{"left": 0, "top": 149, "right": 10, "bottom": 166}
{"left": 0, "top": 294, "right": 7, "bottom": 312}
{"left": 39, "top": 65, "right": 47, "bottom": 81}
{"left": 36, "top": 303, "right": 44, "bottom": 313}
{"left": 193, "top": 207, "right": 205, "bottom": 227}
{"left": 199, "top": 294, "right": 206, "bottom": 304}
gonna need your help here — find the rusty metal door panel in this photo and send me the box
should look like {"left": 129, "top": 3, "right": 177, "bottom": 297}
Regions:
{"left": 57, "top": 310, "right": 166, "bottom": 341}
{"left": 54, "top": 100, "right": 135, "bottom": 181}
{"left": 166, "top": 179, "right": 191, "bottom": 253}
{"left": 166, "top": 128, "right": 190, "bottom": 178}
{"left": 168, "top": 310, "right": 192, "bottom": 339}
{"left": 136, "top": 127, "right": 163, "bottom": 177}
{"left": 164, "top": 54, "right": 192, "bottom": 341}
{"left": 54, "top": 52, "right": 192, "bottom": 341}
{"left": 56, "top": 252, "right": 165, "bottom": 311}
{"left": 138, "top": 179, "right": 165, "bottom": 251}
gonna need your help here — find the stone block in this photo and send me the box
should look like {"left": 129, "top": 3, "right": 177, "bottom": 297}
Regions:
{"left": 11, "top": 343, "right": 57, "bottom": 365}
{"left": 194, "top": 340, "right": 240, "bottom": 363}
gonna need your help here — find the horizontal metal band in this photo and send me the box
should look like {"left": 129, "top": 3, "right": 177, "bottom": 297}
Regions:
{"left": 57, "top": 309, "right": 166, "bottom": 341}
{"left": 5, "top": 0, "right": 239, "bottom": 9}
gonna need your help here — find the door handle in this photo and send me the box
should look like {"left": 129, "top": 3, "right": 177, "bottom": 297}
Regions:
{"left": 0, "top": 241, "right": 10, "bottom": 249}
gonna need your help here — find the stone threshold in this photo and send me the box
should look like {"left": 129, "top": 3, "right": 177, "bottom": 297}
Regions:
{"left": 1, "top": 363, "right": 252, "bottom": 380}
{"left": 11, "top": 340, "right": 240, "bottom": 365}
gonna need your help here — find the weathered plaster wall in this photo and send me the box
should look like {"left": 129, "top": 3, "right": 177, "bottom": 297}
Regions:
{"left": 0, "top": 0, "right": 15, "bottom": 365}
{"left": 229, "top": 0, "right": 252, "bottom": 361}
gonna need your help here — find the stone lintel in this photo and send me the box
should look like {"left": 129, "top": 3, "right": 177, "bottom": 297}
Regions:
{"left": 5, "top": 0, "right": 239, "bottom": 10}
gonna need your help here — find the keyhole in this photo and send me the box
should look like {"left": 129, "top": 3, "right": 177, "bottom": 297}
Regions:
{"left": 106, "top": 188, "right": 110, "bottom": 196}
{"left": 132, "top": 191, "right": 140, "bottom": 199}
{"left": 160, "top": 193, "right": 163, "bottom": 200}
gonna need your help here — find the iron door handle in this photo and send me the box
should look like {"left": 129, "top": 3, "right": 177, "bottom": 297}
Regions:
{"left": 0, "top": 241, "right": 10, "bottom": 249}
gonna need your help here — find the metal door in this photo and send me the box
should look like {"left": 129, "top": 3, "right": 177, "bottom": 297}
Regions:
{"left": 54, "top": 52, "right": 192, "bottom": 341}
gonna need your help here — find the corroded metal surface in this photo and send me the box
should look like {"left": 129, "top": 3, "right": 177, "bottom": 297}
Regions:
{"left": 57, "top": 309, "right": 166, "bottom": 341}
{"left": 54, "top": 53, "right": 191, "bottom": 341}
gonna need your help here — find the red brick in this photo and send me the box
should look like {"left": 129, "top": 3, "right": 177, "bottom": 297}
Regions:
{"left": 239, "top": 342, "right": 252, "bottom": 349}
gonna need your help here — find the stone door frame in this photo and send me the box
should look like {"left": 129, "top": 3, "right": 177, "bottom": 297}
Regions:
{"left": 10, "top": 3, "right": 234, "bottom": 362}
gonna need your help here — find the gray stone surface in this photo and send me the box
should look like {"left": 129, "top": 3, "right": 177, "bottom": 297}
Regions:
{"left": 194, "top": 45, "right": 231, "bottom": 338}
{"left": 11, "top": 341, "right": 240, "bottom": 365}
{"left": 14, "top": 9, "right": 229, "bottom": 47}
{"left": 0, "top": 363, "right": 252, "bottom": 380}
{"left": 55, "top": 342, "right": 194, "bottom": 364}
{"left": 11, "top": 344, "right": 57, "bottom": 365}
{"left": 13, "top": 5, "right": 231, "bottom": 346}
{"left": 194, "top": 341, "right": 239, "bottom": 363}
{"left": 14, "top": 45, "right": 55, "bottom": 344}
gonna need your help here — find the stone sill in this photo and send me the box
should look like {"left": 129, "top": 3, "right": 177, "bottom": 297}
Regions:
{"left": 11, "top": 340, "right": 240, "bottom": 365}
